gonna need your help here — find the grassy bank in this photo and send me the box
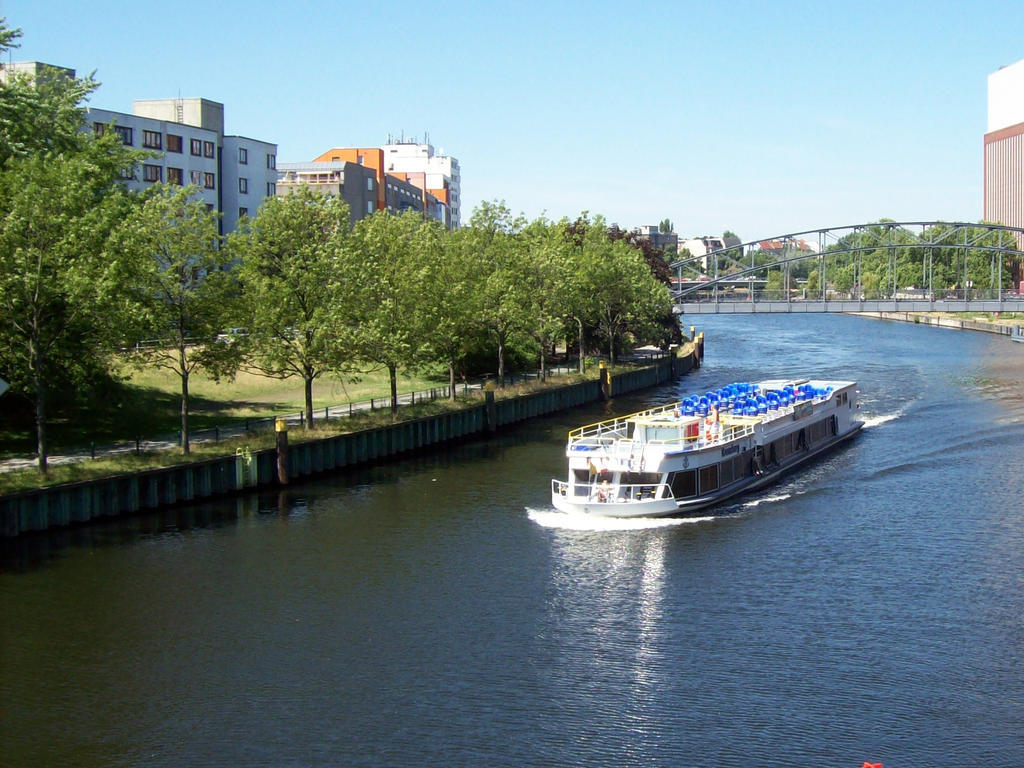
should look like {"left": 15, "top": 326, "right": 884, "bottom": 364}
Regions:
{"left": 0, "top": 364, "right": 453, "bottom": 458}
{"left": 0, "top": 370, "right": 600, "bottom": 495}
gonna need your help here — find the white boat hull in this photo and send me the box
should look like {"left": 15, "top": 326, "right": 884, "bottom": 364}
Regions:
{"left": 550, "top": 377, "right": 862, "bottom": 519}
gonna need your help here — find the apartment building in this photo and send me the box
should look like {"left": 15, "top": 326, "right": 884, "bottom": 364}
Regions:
{"left": 985, "top": 58, "right": 1024, "bottom": 247}
{"left": 277, "top": 160, "right": 437, "bottom": 223}
{"left": 310, "top": 145, "right": 450, "bottom": 226}
{"left": 85, "top": 92, "right": 278, "bottom": 234}
{"left": 633, "top": 225, "right": 678, "bottom": 254}
{"left": 276, "top": 161, "right": 378, "bottom": 222}
{"left": 87, "top": 105, "right": 220, "bottom": 211}
{"left": 381, "top": 140, "right": 461, "bottom": 228}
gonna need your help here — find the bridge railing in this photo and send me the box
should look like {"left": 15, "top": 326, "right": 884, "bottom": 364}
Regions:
{"left": 679, "top": 287, "right": 1024, "bottom": 304}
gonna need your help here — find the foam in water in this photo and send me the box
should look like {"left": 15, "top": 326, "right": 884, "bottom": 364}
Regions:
{"left": 862, "top": 411, "right": 901, "bottom": 428}
{"left": 742, "top": 493, "right": 791, "bottom": 508}
{"left": 527, "top": 507, "right": 715, "bottom": 531}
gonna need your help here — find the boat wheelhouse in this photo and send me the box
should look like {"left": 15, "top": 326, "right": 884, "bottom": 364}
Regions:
{"left": 551, "top": 378, "right": 862, "bottom": 518}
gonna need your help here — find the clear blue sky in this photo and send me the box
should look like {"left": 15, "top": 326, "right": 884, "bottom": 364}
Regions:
{"left": 6, "top": 0, "right": 1024, "bottom": 240}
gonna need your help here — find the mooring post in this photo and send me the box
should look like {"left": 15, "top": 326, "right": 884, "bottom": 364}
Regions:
{"left": 599, "top": 360, "right": 611, "bottom": 401}
{"left": 275, "top": 418, "right": 289, "bottom": 486}
{"left": 484, "top": 381, "right": 497, "bottom": 432}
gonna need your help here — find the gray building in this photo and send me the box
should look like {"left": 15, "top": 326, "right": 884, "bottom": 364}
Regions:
{"left": 276, "top": 161, "right": 378, "bottom": 223}
{"left": 634, "top": 225, "right": 678, "bottom": 255}
{"left": 384, "top": 174, "right": 425, "bottom": 216}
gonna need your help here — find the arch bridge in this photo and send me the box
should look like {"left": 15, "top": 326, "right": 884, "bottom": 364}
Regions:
{"left": 670, "top": 221, "right": 1024, "bottom": 314}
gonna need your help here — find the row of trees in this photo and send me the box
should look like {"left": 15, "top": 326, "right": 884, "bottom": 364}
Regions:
{"left": 109, "top": 190, "right": 677, "bottom": 455}
{"left": 697, "top": 223, "right": 1022, "bottom": 298}
{"left": 0, "top": 21, "right": 677, "bottom": 471}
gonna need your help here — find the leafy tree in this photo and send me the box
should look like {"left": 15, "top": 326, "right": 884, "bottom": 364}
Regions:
{"left": 231, "top": 187, "right": 357, "bottom": 428}
{"left": 469, "top": 201, "right": 529, "bottom": 386}
{"left": 416, "top": 227, "right": 482, "bottom": 399}
{"left": 0, "top": 20, "right": 101, "bottom": 167}
{"left": 806, "top": 268, "right": 820, "bottom": 296}
{"left": 658, "top": 218, "right": 674, "bottom": 234}
{"left": 518, "top": 217, "right": 568, "bottom": 382}
{"left": 0, "top": 20, "right": 139, "bottom": 472}
{"left": 351, "top": 211, "right": 436, "bottom": 416}
{"left": 587, "top": 229, "right": 672, "bottom": 363}
{"left": 110, "top": 184, "right": 240, "bottom": 453}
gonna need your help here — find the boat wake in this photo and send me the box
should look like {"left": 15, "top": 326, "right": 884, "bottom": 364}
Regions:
{"left": 741, "top": 493, "right": 791, "bottom": 508}
{"left": 526, "top": 507, "right": 715, "bottom": 531}
{"left": 861, "top": 411, "right": 901, "bottom": 428}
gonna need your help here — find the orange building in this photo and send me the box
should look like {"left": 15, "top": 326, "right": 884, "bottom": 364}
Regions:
{"left": 312, "top": 145, "right": 454, "bottom": 227}
{"left": 313, "top": 147, "right": 386, "bottom": 212}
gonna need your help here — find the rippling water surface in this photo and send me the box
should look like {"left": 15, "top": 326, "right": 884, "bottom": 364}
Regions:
{"left": 3, "top": 314, "right": 1024, "bottom": 767}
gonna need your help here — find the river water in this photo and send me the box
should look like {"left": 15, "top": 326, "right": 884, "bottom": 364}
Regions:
{"left": 3, "top": 313, "right": 1024, "bottom": 767}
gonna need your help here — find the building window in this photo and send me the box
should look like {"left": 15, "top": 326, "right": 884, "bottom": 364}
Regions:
{"left": 190, "top": 170, "right": 202, "bottom": 185}
{"left": 167, "top": 134, "right": 182, "bottom": 153}
{"left": 143, "top": 130, "right": 162, "bottom": 150}
{"left": 266, "top": 154, "right": 276, "bottom": 169}
{"left": 93, "top": 122, "right": 106, "bottom": 135}
{"left": 113, "top": 125, "right": 133, "bottom": 145}
{"left": 203, "top": 172, "right": 215, "bottom": 189}
{"left": 238, "top": 178, "right": 248, "bottom": 194}
{"left": 120, "top": 165, "right": 136, "bottom": 181}
{"left": 203, "top": 141, "right": 215, "bottom": 158}
{"left": 266, "top": 182, "right": 276, "bottom": 196}
{"left": 190, "top": 138, "right": 202, "bottom": 156}
{"left": 366, "top": 178, "right": 373, "bottom": 191}
{"left": 167, "top": 167, "right": 183, "bottom": 185}
{"left": 239, "top": 147, "right": 248, "bottom": 164}
{"left": 239, "top": 207, "right": 248, "bottom": 219}
{"left": 367, "top": 200, "right": 373, "bottom": 214}
{"left": 142, "top": 164, "right": 162, "bottom": 183}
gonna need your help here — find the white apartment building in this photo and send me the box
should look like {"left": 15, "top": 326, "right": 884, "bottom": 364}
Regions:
{"left": 87, "top": 106, "right": 220, "bottom": 210}
{"left": 381, "top": 140, "right": 461, "bottom": 228}
{"left": 87, "top": 94, "right": 277, "bottom": 235}
{"left": 985, "top": 58, "right": 1024, "bottom": 247}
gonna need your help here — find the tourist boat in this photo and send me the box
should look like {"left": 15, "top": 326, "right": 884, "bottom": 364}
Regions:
{"left": 551, "top": 378, "right": 862, "bottom": 517}
{"left": 1011, "top": 325, "right": 1024, "bottom": 343}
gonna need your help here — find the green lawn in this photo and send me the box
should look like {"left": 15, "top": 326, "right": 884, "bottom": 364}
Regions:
{"left": 0, "top": 363, "right": 450, "bottom": 458}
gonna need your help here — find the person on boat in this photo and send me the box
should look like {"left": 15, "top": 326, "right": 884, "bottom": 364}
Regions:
{"left": 597, "top": 480, "right": 610, "bottom": 503}
{"left": 705, "top": 405, "right": 721, "bottom": 442}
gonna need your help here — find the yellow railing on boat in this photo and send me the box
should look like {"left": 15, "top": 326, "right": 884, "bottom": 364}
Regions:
{"left": 567, "top": 402, "right": 681, "bottom": 441}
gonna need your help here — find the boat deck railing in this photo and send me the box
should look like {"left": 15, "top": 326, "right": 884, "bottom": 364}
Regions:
{"left": 552, "top": 479, "right": 673, "bottom": 503}
{"left": 567, "top": 402, "right": 680, "bottom": 442}
{"left": 567, "top": 419, "right": 758, "bottom": 453}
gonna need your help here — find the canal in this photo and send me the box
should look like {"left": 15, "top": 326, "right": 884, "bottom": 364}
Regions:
{"left": 3, "top": 313, "right": 1024, "bottom": 767}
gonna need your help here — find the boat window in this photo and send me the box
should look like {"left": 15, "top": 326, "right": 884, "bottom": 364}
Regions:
{"left": 734, "top": 453, "right": 752, "bottom": 480}
{"left": 573, "top": 469, "right": 591, "bottom": 485}
{"left": 719, "top": 458, "right": 735, "bottom": 486}
{"left": 699, "top": 464, "right": 719, "bottom": 493}
{"left": 669, "top": 470, "right": 697, "bottom": 498}
{"left": 621, "top": 472, "right": 661, "bottom": 486}
{"left": 774, "top": 436, "right": 796, "bottom": 461}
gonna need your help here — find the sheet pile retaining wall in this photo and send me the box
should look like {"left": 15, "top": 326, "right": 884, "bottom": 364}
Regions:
{"left": 1, "top": 350, "right": 698, "bottom": 537}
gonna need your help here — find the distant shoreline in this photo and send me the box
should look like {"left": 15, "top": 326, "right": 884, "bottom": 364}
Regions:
{"left": 854, "top": 311, "right": 1022, "bottom": 337}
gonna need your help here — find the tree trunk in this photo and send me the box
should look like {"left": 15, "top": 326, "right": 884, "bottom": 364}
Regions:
{"left": 539, "top": 343, "right": 546, "bottom": 382}
{"left": 577, "top": 318, "right": 585, "bottom": 374}
{"left": 33, "top": 366, "right": 48, "bottom": 475}
{"left": 497, "top": 334, "right": 505, "bottom": 388}
{"left": 304, "top": 371, "right": 314, "bottom": 429}
{"left": 180, "top": 346, "right": 190, "bottom": 454}
{"left": 449, "top": 354, "right": 457, "bottom": 402}
{"left": 389, "top": 362, "right": 398, "bottom": 418}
